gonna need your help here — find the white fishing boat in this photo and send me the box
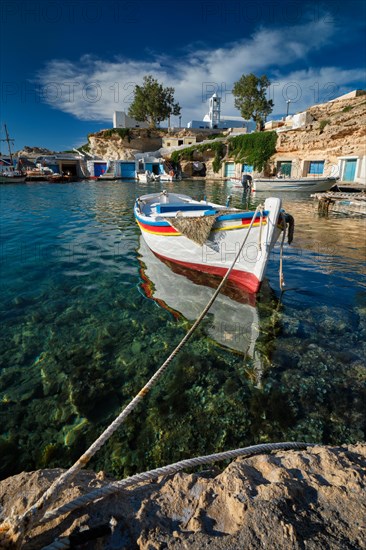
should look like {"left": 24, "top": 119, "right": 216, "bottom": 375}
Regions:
{"left": 138, "top": 237, "right": 260, "bottom": 355}
{"left": 134, "top": 191, "right": 291, "bottom": 293}
{"left": 0, "top": 169, "right": 26, "bottom": 183}
{"left": 0, "top": 125, "right": 26, "bottom": 183}
{"left": 253, "top": 176, "right": 337, "bottom": 193}
{"left": 137, "top": 170, "right": 161, "bottom": 183}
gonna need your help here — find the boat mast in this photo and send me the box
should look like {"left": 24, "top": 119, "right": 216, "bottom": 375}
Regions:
{"left": 1, "top": 124, "right": 15, "bottom": 165}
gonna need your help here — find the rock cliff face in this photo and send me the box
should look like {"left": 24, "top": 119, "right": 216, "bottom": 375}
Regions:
{"left": 88, "top": 129, "right": 164, "bottom": 160}
{"left": 1, "top": 444, "right": 365, "bottom": 549}
{"left": 87, "top": 129, "right": 214, "bottom": 161}
{"left": 270, "top": 95, "right": 366, "bottom": 176}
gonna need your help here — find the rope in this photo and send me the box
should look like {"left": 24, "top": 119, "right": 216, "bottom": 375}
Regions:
{"left": 0, "top": 205, "right": 263, "bottom": 548}
{"left": 258, "top": 206, "right": 264, "bottom": 252}
{"left": 279, "top": 213, "right": 287, "bottom": 290}
{"left": 44, "top": 442, "right": 313, "bottom": 524}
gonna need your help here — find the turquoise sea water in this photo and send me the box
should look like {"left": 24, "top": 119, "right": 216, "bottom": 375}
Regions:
{"left": 0, "top": 180, "right": 365, "bottom": 479}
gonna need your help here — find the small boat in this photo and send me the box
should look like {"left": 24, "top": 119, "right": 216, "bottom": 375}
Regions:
{"left": 0, "top": 170, "right": 26, "bottom": 183}
{"left": 137, "top": 170, "right": 161, "bottom": 183}
{"left": 47, "top": 173, "right": 73, "bottom": 183}
{"left": 134, "top": 191, "right": 291, "bottom": 293}
{"left": 253, "top": 176, "right": 337, "bottom": 193}
{"left": 26, "top": 167, "right": 54, "bottom": 181}
{"left": 0, "top": 124, "right": 26, "bottom": 183}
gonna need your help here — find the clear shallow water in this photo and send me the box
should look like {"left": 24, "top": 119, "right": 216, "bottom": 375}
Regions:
{"left": 0, "top": 181, "right": 365, "bottom": 479}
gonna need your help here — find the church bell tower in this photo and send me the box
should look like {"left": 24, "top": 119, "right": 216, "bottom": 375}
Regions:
{"left": 209, "top": 93, "right": 221, "bottom": 129}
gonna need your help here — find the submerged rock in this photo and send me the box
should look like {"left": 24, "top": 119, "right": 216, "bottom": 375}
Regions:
{"left": 0, "top": 444, "right": 364, "bottom": 549}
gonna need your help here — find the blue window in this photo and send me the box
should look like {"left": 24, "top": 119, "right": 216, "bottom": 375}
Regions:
{"left": 308, "top": 161, "right": 324, "bottom": 175}
{"left": 242, "top": 164, "right": 253, "bottom": 173}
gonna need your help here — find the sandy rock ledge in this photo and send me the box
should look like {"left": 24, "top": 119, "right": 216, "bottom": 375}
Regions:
{"left": 0, "top": 444, "right": 365, "bottom": 549}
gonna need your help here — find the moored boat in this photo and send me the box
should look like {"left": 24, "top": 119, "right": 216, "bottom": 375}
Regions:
{"left": 0, "top": 170, "right": 26, "bottom": 183}
{"left": 253, "top": 176, "right": 337, "bottom": 193}
{"left": 0, "top": 124, "right": 26, "bottom": 183}
{"left": 137, "top": 170, "right": 161, "bottom": 183}
{"left": 47, "top": 173, "right": 73, "bottom": 183}
{"left": 134, "top": 191, "right": 292, "bottom": 293}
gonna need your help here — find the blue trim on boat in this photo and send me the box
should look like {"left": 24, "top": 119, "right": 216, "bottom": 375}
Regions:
{"left": 135, "top": 209, "right": 170, "bottom": 227}
{"left": 217, "top": 210, "right": 269, "bottom": 221}
{"left": 156, "top": 203, "right": 216, "bottom": 214}
{"left": 134, "top": 205, "right": 269, "bottom": 226}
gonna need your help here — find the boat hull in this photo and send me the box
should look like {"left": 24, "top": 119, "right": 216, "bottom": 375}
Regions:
{"left": 0, "top": 175, "right": 26, "bottom": 183}
{"left": 135, "top": 194, "right": 282, "bottom": 293}
{"left": 253, "top": 177, "right": 336, "bottom": 193}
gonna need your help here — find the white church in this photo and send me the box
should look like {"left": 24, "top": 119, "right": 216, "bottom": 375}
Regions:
{"left": 187, "top": 93, "right": 253, "bottom": 131}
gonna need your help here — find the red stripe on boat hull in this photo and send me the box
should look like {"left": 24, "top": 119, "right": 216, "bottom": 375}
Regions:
{"left": 154, "top": 251, "right": 261, "bottom": 293}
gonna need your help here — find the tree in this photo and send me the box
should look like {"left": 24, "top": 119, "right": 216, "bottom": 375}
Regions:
{"left": 232, "top": 74, "right": 274, "bottom": 131}
{"left": 128, "top": 75, "right": 181, "bottom": 128}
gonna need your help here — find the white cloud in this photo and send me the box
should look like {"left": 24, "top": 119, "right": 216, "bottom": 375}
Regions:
{"left": 36, "top": 17, "right": 365, "bottom": 125}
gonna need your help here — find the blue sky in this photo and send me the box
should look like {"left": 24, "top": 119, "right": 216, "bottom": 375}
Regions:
{"left": 1, "top": 0, "right": 365, "bottom": 152}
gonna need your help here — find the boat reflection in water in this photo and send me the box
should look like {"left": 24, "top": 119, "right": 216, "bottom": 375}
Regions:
{"left": 138, "top": 237, "right": 267, "bottom": 382}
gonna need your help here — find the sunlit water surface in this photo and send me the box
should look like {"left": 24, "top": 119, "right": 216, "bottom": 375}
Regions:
{"left": 0, "top": 180, "right": 365, "bottom": 479}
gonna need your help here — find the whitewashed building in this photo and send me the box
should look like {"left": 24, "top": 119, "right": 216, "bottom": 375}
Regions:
{"left": 187, "top": 93, "right": 253, "bottom": 131}
{"left": 113, "top": 111, "right": 149, "bottom": 129}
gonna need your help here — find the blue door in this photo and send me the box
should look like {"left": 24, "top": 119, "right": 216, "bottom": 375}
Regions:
{"left": 343, "top": 159, "right": 357, "bottom": 181}
{"left": 121, "top": 162, "right": 136, "bottom": 178}
{"left": 242, "top": 164, "right": 253, "bottom": 173}
{"left": 94, "top": 163, "right": 107, "bottom": 177}
{"left": 279, "top": 162, "right": 292, "bottom": 176}
{"left": 224, "top": 162, "right": 235, "bottom": 177}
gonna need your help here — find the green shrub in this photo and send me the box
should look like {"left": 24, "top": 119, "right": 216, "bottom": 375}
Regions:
{"left": 101, "top": 128, "right": 132, "bottom": 142}
{"left": 341, "top": 105, "right": 353, "bottom": 113}
{"left": 171, "top": 141, "right": 226, "bottom": 172}
{"left": 319, "top": 119, "right": 330, "bottom": 132}
{"left": 227, "top": 131, "right": 277, "bottom": 171}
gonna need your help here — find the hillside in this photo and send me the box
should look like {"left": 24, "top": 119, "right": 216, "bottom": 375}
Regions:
{"left": 275, "top": 94, "right": 366, "bottom": 165}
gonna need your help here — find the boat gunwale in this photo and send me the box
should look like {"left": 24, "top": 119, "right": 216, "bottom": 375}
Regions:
{"left": 134, "top": 202, "right": 270, "bottom": 227}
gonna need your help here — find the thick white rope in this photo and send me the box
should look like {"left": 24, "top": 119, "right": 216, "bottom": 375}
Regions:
{"left": 44, "top": 441, "right": 313, "bottom": 525}
{"left": 0, "top": 205, "right": 263, "bottom": 547}
{"left": 279, "top": 213, "right": 287, "bottom": 290}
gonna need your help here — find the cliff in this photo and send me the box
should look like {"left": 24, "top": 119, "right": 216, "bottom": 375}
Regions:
{"left": 87, "top": 129, "right": 215, "bottom": 160}
{"left": 273, "top": 94, "right": 366, "bottom": 167}
{"left": 1, "top": 444, "right": 365, "bottom": 549}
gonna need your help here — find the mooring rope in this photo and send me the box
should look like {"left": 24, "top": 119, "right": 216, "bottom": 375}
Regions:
{"left": 44, "top": 441, "right": 313, "bottom": 525}
{"left": 0, "top": 206, "right": 263, "bottom": 548}
{"left": 258, "top": 207, "right": 263, "bottom": 252}
{"left": 279, "top": 213, "right": 287, "bottom": 290}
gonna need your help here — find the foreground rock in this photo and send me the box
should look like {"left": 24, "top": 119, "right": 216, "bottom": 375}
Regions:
{"left": 0, "top": 444, "right": 365, "bottom": 549}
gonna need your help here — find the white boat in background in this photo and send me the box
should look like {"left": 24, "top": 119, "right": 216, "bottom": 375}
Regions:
{"left": 134, "top": 191, "right": 291, "bottom": 294}
{"left": 137, "top": 170, "right": 161, "bottom": 183}
{"left": 253, "top": 176, "right": 337, "bottom": 193}
{"left": 138, "top": 237, "right": 260, "bottom": 355}
{"left": 0, "top": 124, "right": 26, "bottom": 183}
{"left": 0, "top": 169, "right": 26, "bottom": 183}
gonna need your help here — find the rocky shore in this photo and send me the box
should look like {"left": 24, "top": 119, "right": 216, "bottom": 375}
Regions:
{"left": 1, "top": 444, "right": 365, "bottom": 549}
